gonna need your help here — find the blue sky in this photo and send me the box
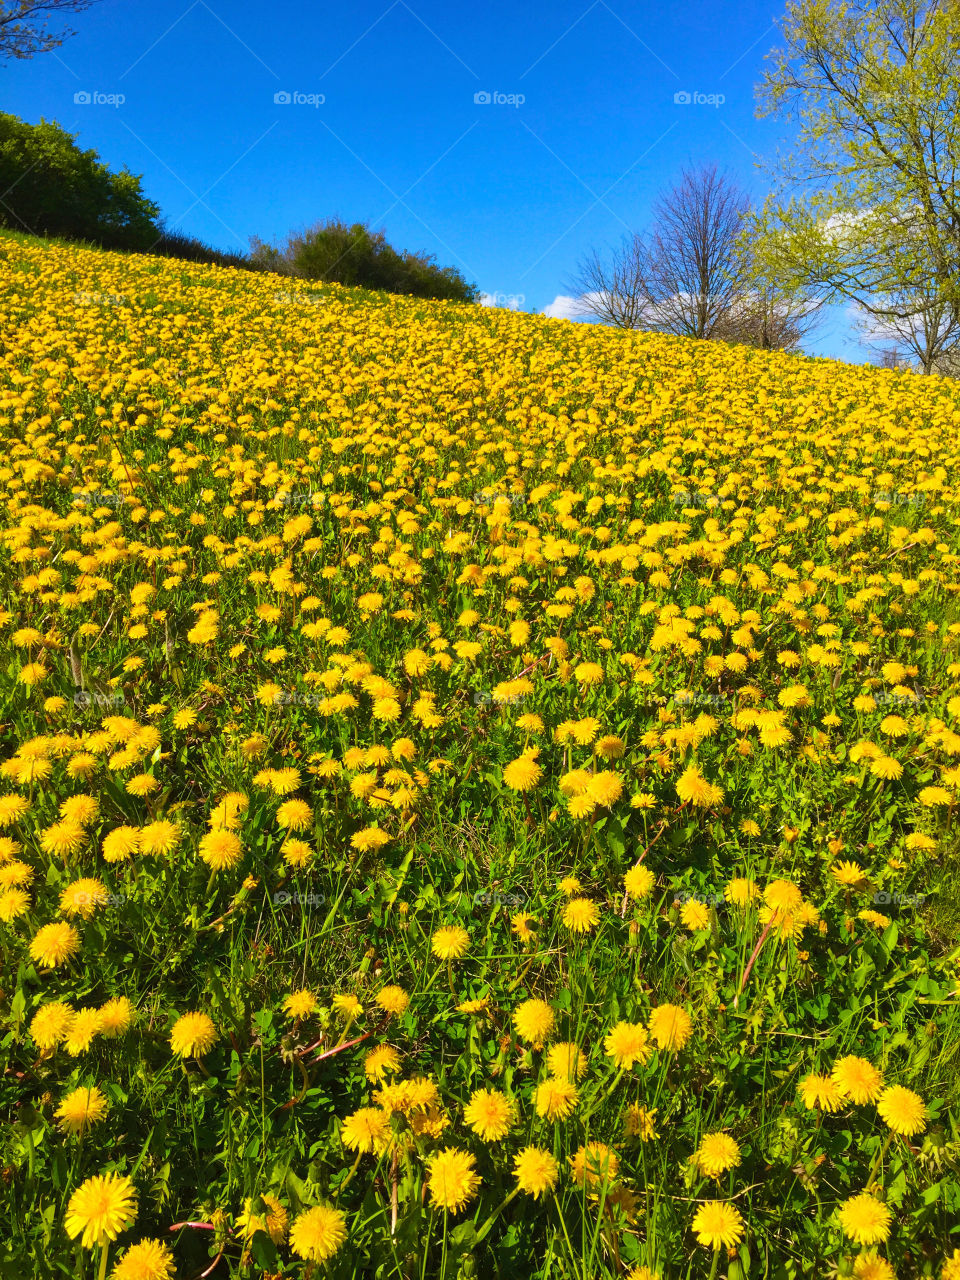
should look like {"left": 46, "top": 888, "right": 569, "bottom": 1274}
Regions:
{"left": 3, "top": 0, "right": 858, "bottom": 359}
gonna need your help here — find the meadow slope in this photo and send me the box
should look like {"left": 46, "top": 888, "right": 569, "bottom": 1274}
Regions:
{"left": 0, "top": 232, "right": 959, "bottom": 1279}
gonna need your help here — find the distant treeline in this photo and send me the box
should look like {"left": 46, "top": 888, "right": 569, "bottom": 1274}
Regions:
{"left": 0, "top": 113, "right": 477, "bottom": 301}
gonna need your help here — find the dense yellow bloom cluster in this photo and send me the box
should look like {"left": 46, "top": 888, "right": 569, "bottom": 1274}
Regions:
{"left": 0, "top": 233, "right": 956, "bottom": 1276}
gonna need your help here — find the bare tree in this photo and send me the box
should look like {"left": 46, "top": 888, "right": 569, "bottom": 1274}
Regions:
{"left": 0, "top": 0, "right": 99, "bottom": 60}
{"left": 871, "top": 344, "right": 913, "bottom": 370}
{"left": 854, "top": 276, "right": 960, "bottom": 374}
{"left": 568, "top": 165, "right": 820, "bottom": 351}
{"left": 568, "top": 236, "right": 650, "bottom": 329}
{"left": 712, "top": 285, "right": 823, "bottom": 351}
{"left": 642, "top": 166, "right": 750, "bottom": 339}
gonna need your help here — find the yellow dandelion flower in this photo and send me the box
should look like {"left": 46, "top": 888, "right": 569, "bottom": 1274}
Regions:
{"left": 838, "top": 1193, "right": 892, "bottom": 1246}
{"left": 29, "top": 921, "right": 80, "bottom": 968}
{"left": 798, "top": 1072, "right": 843, "bottom": 1113}
{"left": 604, "top": 1021, "right": 651, "bottom": 1069}
{"left": 289, "top": 1204, "right": 347, "bottom": 1262}
{"left": 464, "top": 1088, "right": 515, "bottom": 1141}
{"left": 110, "top": 1238, "right": 176, "bottom": 1280}
{"left": 877, "top": 1084, "right": 927, "bottom": 1136}
{"left": 375, "top": 985, "right": 410, "bottom": 1016}
{"left": 513, "top": 999, "right": 555, "bottom": 1048}
{"left": 648, "top": 1003, "right": 693, "bottom": 1052}
{"left": 64, "top": 1172, "right": 137, "bottom": 1250}
{"left": 562, "top": 897, "right": 599, "bottom": 933}
{"left": 513, "top": 1146, "right": 559, "bottom": 1199}
{"left": 341, "top": 1107, "right": 392, "bottom": 1154}
{"left": 431, "top": 925, "right": 470, "bottom": 960}
{"left": 169, "top": 1011, "right": 217, "bottom": 1058}
{"left": 691, "top": 1132, "right": 741, "bottom": 1179}
{"left": 691, "top": 1200, "right": 744, "bottom": 1250}
{"left": 425, "top": 1148, "right": 481, "bottom": 1213}
{"left": 55, "top": 1086, "right": 108, "bottom": 1136}
{"left": 535, "top": 1076, "right": 579, "bottom": 1121}
{"left": 832, "top": 1056, "right": 884, "bottom": 1104}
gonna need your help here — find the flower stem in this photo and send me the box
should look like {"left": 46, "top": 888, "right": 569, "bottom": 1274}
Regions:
{"left": 866, "top": 1130, "right": 895, "bottom": 1190}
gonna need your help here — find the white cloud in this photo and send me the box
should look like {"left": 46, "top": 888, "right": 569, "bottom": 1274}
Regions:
{"left": 542, "top": 294, "right": 597, "bottom": 321}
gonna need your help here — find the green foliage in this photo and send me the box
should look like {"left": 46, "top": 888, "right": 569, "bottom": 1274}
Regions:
{"left": 752, "top": 0, "right": 960, "bottom": 370}
{"left": 0, "top": 113, "right": 159, "bottom": 250}
{"left": 251, "top": 217, "right": 478, "bottom": 302}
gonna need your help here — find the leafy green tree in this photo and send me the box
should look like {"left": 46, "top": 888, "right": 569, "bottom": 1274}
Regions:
{"left": 754, "top": 0, "right": 960, "bottom": 372}
{"left": 251, "top": 218, "right": 478, "bottom": 302}
{"left": 0, "top": 113, "right": 159, "bottom": 249}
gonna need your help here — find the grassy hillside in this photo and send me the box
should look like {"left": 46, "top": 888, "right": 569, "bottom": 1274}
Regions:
{"left": 0, "top": 230, "right": 958, "bottom": 1279}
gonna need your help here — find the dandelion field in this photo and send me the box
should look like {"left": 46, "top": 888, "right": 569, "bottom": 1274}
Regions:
{"left": 0, "top": 230, "right": 959, "bottom": 1279}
